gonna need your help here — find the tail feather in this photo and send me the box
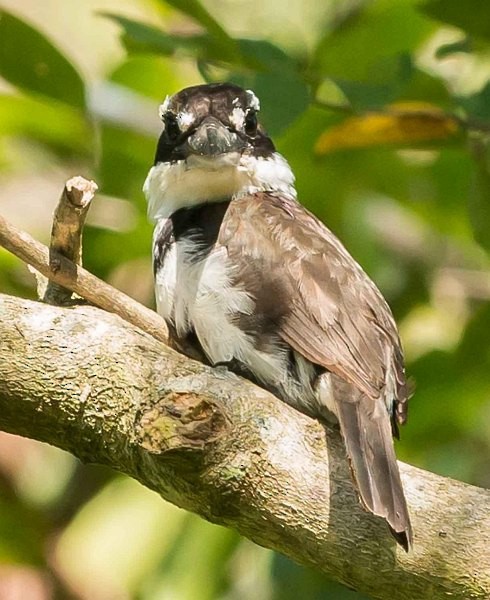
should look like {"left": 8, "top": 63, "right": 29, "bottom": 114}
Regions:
{"left": 334, "top": 389, "right": 413, "bottom": 551}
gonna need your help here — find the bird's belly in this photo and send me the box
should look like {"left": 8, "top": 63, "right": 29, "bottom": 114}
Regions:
{"left": 154, "top": 241, "right": 321, "bottom": 413}
{"left": 155, "top": 242, "right": 254, "bottom": 362}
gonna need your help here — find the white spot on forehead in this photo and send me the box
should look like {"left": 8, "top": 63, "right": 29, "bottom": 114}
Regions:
{"left": 230, "top": 106, "right": 245, "bottom": 129}
{"left": 233, "top": 91, "right": 260, "bottom": 110}
{"left": 158, "top": 96, "right": 194, "bottom": 131}
{"left": 246, "top": 90, "right": 260, "bottom": 111}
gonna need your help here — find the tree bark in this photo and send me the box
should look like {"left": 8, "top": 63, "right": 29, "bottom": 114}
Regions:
{"left": 0, "top": 293, "right": 488, "bottom": 600}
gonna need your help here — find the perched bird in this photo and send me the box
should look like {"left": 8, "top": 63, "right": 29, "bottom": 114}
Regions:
{"left": 144, "top": 82, "right": 412, "bottom": 550}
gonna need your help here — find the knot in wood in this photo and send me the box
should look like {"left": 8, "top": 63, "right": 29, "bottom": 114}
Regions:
{"left": 138, "top": 392, "right": 229, "bottom": 453}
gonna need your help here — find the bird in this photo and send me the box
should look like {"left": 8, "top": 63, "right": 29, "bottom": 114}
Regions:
{"left": 143, "top": 82, "right": 413, "bottom": 551}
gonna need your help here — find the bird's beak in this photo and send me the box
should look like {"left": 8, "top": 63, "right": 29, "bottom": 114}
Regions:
{"left": 186, "top": 116, "right": 246, "bottom": 156}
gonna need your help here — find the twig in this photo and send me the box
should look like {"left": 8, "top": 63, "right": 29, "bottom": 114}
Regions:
{"left": 0, "top": 213, "right": 169, "bottom": 345}
{"left": 43, "top": 176, "right": 97, "bottom": 305}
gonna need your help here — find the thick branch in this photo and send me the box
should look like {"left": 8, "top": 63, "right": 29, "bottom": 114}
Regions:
{"left": 0, "top": 294, "right": 488, "bottom": 600}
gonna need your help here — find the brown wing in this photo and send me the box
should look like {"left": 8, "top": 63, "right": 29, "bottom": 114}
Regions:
{"left": 219, "top": 192, "right": 412, "bottom": 548}
{"left": 219, "top": 192, "right": 408, "bottom": 424}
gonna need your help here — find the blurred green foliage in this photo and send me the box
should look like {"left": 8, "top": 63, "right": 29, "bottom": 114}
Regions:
{"left": 0, "top": 0, "right": 489, "bottom": 598}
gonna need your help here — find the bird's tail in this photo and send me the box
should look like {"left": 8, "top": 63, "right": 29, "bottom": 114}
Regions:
{"left": 334, "top": 388, "right": 413, "bottom": 551}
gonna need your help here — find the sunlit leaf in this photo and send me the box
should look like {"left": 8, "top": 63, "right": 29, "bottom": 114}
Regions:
{"left": 315, "top": 103, "right": 461, "bottom": 153}
{"left": 103, "top": 14, "right": 222, "bottom": 61}
{"left": 0, "top": 94, "right": 91, "bottom": 153}
{"left": 158, "top": 0, "right": 238, "bottom": 56}
{"left": 104, "top": 15, "right": 298, "bottom": 75}
{"left": 421, "top": 0, "right": 490, "bottom": 41}
{"left": 110, "top": 56, "right": 183, "bottom": 100}
{"left": 146, "top": 515, "right": 239, "bottom": 600}
{"left": 0, "top": 9, "right": 85, "bottom": 108}
{"left": 311, "top": 0, "right": 434, "bottom": 81}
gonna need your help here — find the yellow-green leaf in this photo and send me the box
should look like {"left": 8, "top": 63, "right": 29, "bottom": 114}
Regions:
{"left": 315, "top": 103, "right": 460, "bottom": 154}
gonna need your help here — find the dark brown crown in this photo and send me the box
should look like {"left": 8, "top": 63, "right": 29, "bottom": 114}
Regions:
{"left": 154, "top": 83, "right": 275, "bottom": 164}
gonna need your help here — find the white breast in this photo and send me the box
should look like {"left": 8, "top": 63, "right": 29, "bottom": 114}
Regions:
{"left": 158, "top": 239, "right": 253, "bottom": 362}
{"left": 144, "top": 152, "right": 296, "bottom": 221}
{"left": 154, "top": 235, "right": 288, "bottom": 383}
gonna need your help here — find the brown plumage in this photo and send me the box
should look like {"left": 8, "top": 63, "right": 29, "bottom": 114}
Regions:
{"left": 146, "top": 82, "right": 413, "bottom": 551}
{"left": 218, "top": 192, "right": 412, "bottom": 550}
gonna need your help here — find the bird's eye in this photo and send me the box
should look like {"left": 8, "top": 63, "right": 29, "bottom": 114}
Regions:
{"left": 244, "top": 110, "right": 258, "bottom": 136}
{"left": 164, "top": 113, "right": 180, "bottom": 142}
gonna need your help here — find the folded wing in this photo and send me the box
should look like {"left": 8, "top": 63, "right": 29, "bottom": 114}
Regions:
{"left": 219, "top": 192, "right": 412, "bottom": 548}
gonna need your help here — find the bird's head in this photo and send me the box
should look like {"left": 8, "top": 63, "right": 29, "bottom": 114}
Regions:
{"left": 155, "top": 82, "right": 272, "bottom": 162}
{"left": 144, "top": 83, "right": 296, "bottom": 221}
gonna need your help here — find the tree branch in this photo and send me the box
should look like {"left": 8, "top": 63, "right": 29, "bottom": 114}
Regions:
{"left": 1, "top": 178, "right": 488, "bottom": 598}
{"left": 43, "top": 176, "right": 97, "bottom": 305}
{"left": 0, "top": 293, "right": 488, "bottom": 600}
{"left": 0, "top": 212, "right": 169, "bottom": 345}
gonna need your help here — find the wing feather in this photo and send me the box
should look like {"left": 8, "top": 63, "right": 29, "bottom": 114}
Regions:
{"left": 219, "top": 192, "right": 408, "bottom": 416}
{"left": 219, "top": 192, "right": 412, "bottom": 547}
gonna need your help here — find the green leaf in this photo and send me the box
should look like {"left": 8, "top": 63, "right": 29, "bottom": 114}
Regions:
{"left": 459, "top": 81, "right": 490, "bottom": 121}
{"left": 0, "top": 94, "right": 91, "bottom": 154}
{"left": 104, "top": 15, "right": 295, "bottom": 74}
{"left": 397, "top": 65, "right": 452, "bottom": 106}
{"left": 97, "top": 123, "right": 154, "bottom": 204}
{"left": 145, "top": 515, "right": 240, "bottom": 600}
{"left": 237, "top": 38, "right": 298, "bottom": 72}
{"left": 0, "top": 9, "right": 85, "bottom": 108}
{"left": 158, "top": 0, "right": 238, "bottom": 56}
{"left": 334, "top": 80, "right": 396, "bottom": 111}
{"left": 110, "top": 56, "right": 183, "bottom": 100}
{"left": 331, "top": 54, "right": 443, "bottom": 112}
{"left": 0, "top": 496, "right": 46, "bottom": 565}
{"left": 323, "top": 55, "right": 451, "bottom": 113}
{"left": 230, "top": 70, "right": 309, "bottom": 136}
{"left": 421, "top": 0, "right": 490, "bottom": 41}
{"left": 103, "top": 14, "right": 228, "bottom": 64}
{"left": 456, "top": 303, "right": 490, "bottom": 370}
{"left": 311, "top": 0, "right": 434, "bottom": 81}
{"left": 468, "top": 136, "right": 490, "bottom": 252}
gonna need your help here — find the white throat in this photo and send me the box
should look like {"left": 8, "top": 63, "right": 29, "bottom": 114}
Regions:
{"left": 143, "top": 152, "right": 296, "bottom": 221}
